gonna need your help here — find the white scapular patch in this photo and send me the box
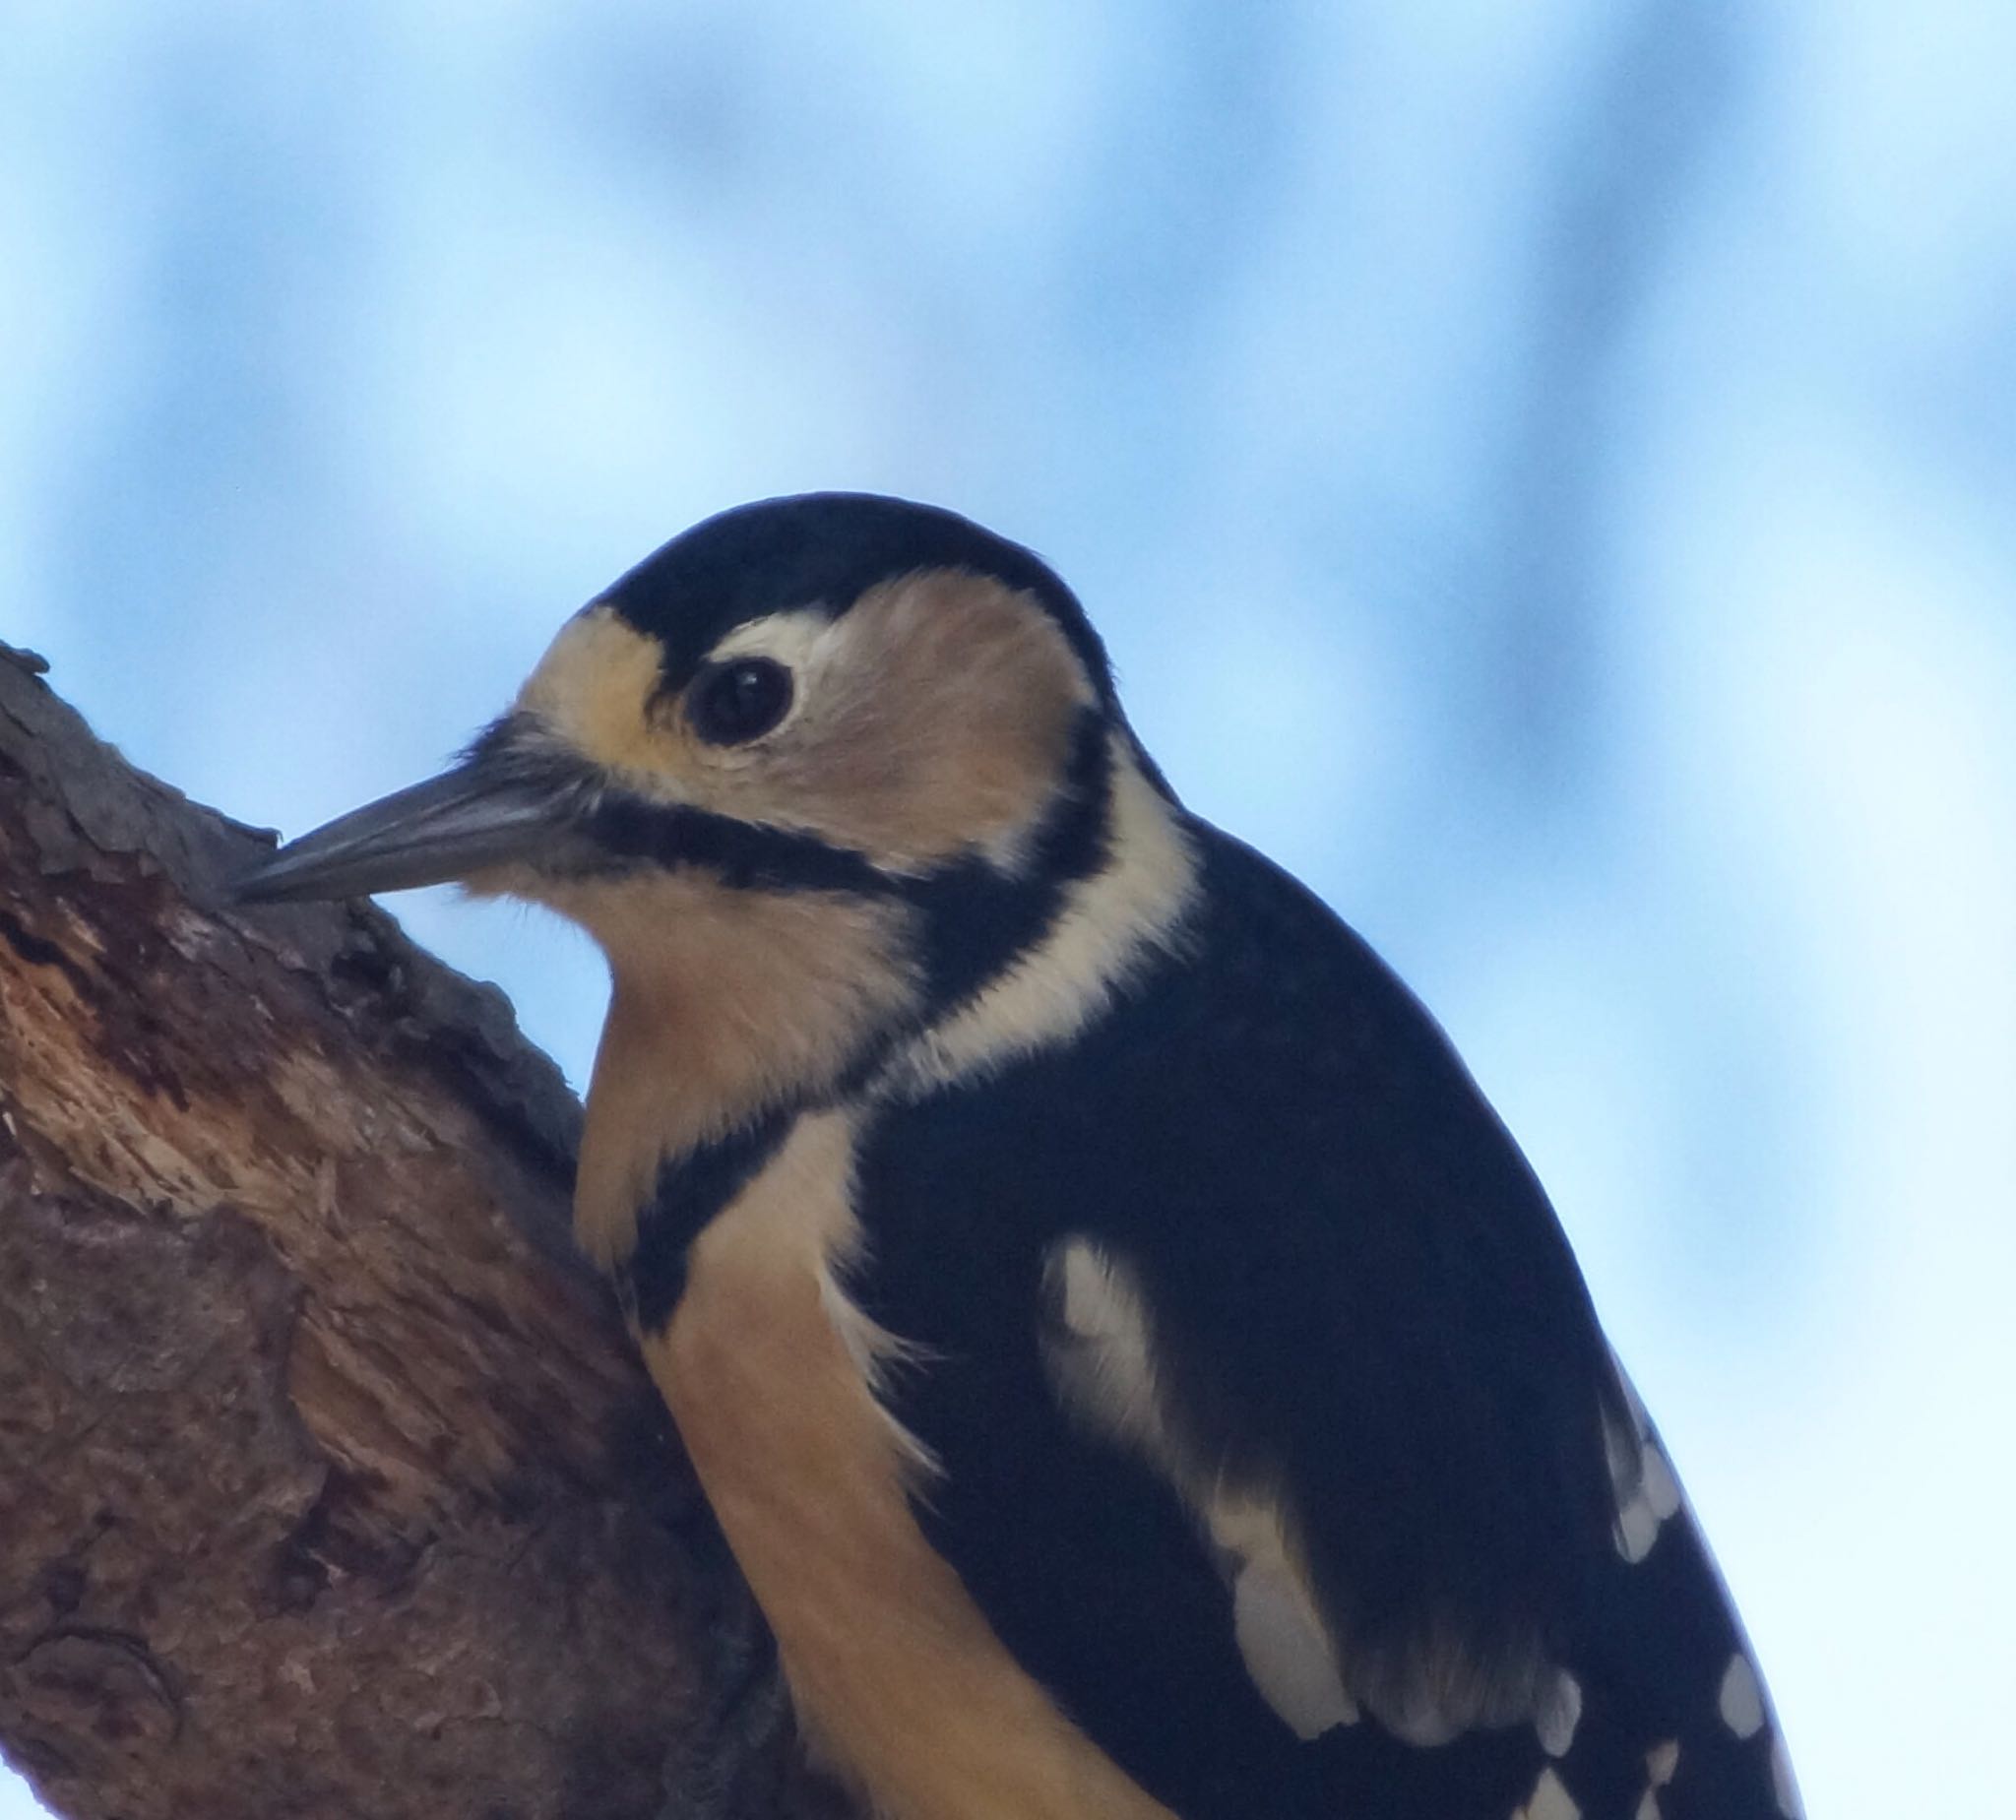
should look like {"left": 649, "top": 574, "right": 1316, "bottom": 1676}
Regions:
{"left": 1040, "top": 1236, "right": 1355, "bottom": 1740}
{"left": 1042, "top": 1236, "right": 1582, "bottom": 1749}
{"left": 884, "top": 740, "right": 1198, "bottom": 1096}
{"left": 1717, "top": 1651, "right": 1765, "bottom": 1740}
{"left": 1516, "top": 1766, "right": 1580, "bottom": 1820}
{"left": 1771, "top": 1730, "right": 1804, "bottom": 1817}
{"left": 1536, "top": 1672, "right": 1582, "bottom": 1758}
{"left": 1044, "top": 1237, "right": 1164, "bottom": 1445}
{"left": 1605, "top": 1368, "right": 1682, "bottom": 1563}
{"left": 1230, "top": 1554, "right": 1358, "bottom": 1739}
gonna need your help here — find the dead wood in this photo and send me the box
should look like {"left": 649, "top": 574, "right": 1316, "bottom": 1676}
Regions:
{"left": 0, "top": 643, "right": 849, "bottom": 1820}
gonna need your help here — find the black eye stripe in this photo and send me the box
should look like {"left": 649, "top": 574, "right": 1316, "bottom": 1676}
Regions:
{"left": 582, "top": 794, "right": 895, "bottom": 897}
{"left": 688, "top": 657, "right": 793, "bottom": 746}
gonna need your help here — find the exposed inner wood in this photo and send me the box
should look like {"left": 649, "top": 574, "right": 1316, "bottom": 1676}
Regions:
{"left": 0, "top": 643, "right": 852, "bottom": 1820}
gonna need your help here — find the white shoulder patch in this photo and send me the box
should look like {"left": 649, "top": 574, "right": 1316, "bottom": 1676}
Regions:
{"left": 1230, "top": 1548, "right": 1359, "bottom": 1739}
{"left": 1040, "top": 1236, "right": 1354, "bottom": 1740}
{"left": 1040, "top": 1235, "right": 1574, "bottom": 1752}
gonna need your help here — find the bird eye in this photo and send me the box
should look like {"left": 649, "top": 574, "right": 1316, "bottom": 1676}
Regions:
{"left": 687, "top": 657, "right": 794, "bottom": 746}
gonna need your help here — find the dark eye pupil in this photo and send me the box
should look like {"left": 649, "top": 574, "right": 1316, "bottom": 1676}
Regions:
{"left": 690, "top": 658, "right": 792, "bottom": 746}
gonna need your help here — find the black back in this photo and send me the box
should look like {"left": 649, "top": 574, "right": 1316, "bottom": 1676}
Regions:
{"left": 848, "top": 823, "right": 1787, "bottom": 1819}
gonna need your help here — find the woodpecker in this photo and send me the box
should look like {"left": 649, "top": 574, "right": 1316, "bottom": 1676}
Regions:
{"left": 239, "top": 493, "right": 1801, "bottom": 1820}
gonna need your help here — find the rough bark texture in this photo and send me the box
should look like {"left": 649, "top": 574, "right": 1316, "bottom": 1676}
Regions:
{"left": 0, "top": 645, "right": 850, "bottom": 1820}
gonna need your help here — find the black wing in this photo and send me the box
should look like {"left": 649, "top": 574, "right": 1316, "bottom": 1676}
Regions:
{"left": 852, "top": 825, "right": 1800, "bottom": 1820}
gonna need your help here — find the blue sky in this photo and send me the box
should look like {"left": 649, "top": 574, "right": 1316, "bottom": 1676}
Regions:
{"left": 5, "top": 3, "right": 2014, "bottom": 1814}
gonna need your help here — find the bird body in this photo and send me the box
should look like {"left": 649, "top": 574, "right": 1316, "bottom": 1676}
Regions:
{"left": 240, "top": 494, "right": 1802, "bottom": 1820}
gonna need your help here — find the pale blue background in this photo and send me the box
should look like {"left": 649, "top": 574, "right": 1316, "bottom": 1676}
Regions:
{"left": 7, "top": 4, "right": 2014, "bottom": 1815}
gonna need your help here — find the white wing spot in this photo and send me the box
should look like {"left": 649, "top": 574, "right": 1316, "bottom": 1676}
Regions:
{"left": 1772, "top": 1731, "right": 1804, "bottom": 1817}
{"left": 1606, "top": 1366, "right": 1682, "bottom": 1562}
{"left": 1718, "top": 1652, "right": 1765, "bottom": 1739}
{"left": 1536, "top": 1672, "right": 1582, "bottom": 1757}
{"left": 1516, "top": 1767, "right": 1580, "bottom": 1820}
{"left": 1641, "top": 1441, "right": 1680, "bottom": 1519}
{"left": 1611, "top": 1435, "right": 1680, "bottom": 1562}
{"left": 1614, "top": 1494, "right": 1661, "bottom": 1563}
{"left": 1634, "top": 1738, "right": 1680, "bottom": 1819}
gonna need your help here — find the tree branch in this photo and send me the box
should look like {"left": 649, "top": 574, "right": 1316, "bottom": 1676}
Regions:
{"left": 0, "top": 645, "right": 847, "bottom": 1820}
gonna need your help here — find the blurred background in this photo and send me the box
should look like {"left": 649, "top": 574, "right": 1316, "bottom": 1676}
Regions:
{"left": 5, "top": 1, "right": 2013, "bottom": 1813}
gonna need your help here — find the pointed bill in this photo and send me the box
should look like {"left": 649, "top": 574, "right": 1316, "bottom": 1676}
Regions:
{"left": 233, "top": 744, "right": 583, "bottom": 904}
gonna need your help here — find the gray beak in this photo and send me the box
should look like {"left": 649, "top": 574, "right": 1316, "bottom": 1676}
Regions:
{"left": 233, "top": 739, "right": 582, "bottom": 904}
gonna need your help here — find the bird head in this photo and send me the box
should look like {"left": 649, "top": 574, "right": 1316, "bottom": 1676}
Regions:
{"left": 238, "top": 493, "right": 1195, "bottom": 1260}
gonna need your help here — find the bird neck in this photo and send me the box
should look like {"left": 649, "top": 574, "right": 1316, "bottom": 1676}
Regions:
{"left": 876, "top": 741, "right": 1201, "bottom": 1101}
{"left": 569, "top": 735, "right": 1200, "bottom": 1275}
{"left": 570, "top": 875, "right": 918, "bottom": 1271}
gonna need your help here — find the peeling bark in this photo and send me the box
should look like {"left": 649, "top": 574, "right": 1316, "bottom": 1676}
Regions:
{"left": 0, "top": 644, "right": 848, "bottom": 1820}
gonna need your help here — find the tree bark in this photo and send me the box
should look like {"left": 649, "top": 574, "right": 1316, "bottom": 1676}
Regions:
{"left": 0, "top": 644, "right": 848, "bottom": 1820}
